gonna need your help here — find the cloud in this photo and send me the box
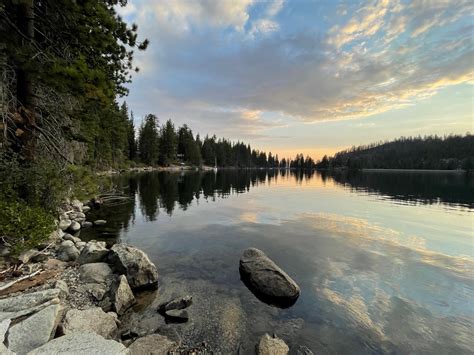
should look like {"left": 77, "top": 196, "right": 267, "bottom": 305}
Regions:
{"left": 123, "top": 0, "right": 474, "bottom": 138}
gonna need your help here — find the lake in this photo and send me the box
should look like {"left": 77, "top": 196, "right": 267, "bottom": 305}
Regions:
{"left": 83, "top": 170, "right": 474, "bottom": 354}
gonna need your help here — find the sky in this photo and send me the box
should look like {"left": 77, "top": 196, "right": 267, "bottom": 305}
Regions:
{"left": 117, "top": 0, "right": 473, "bottom": 160}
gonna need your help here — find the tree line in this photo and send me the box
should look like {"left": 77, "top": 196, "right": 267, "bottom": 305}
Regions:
{"left": 315, "top": 134, "right": 474, "bottom": 171}
{"left": 131, "top": 112, "right": 318, "bottom": 169}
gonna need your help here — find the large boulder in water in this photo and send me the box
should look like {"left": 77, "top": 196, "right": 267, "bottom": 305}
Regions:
{"left": 108, "top": 243, "right": 158, "bottom": 289}
{"left": 239, "top": 248, "right": 300, "bottom": 307}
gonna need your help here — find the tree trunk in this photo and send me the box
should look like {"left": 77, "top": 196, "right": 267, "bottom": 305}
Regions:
{"left": 16, "top": 0, "right": 36, "bottom": 159}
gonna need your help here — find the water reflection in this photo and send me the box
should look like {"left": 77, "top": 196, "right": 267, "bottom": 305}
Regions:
{"left": 81, "top": 170, "right": 473, "bottom": 353}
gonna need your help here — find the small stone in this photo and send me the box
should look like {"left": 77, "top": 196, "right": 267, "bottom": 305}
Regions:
{"left": 71, "top": 199, "right": 83, "bottom": 211}
{"left": 82, "top": 221, "right": 93, "bottom": 228}
{"left": 82, "top": 206, "right": 91, "bottom": 212}
{"left": 128, "top": 334, "right": 178, "bottom": 355}
{"left": 63, "top": 233, "right": 81, "bottom": 243}
{"left": 94, "top": 219, "right": 107, "bottom": 226}
{"left": 161, "top": 295, "right": 192, "bottom": 312}
{"left": 67, "top": 220, "right": 81, "bottom": 233}
{"left": 257, "top": 334, "right": 289, "bottom": 355}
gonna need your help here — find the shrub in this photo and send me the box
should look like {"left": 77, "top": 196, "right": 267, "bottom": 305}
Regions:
{"left": 0, "top": 200, "right": 55, "bottom": 255}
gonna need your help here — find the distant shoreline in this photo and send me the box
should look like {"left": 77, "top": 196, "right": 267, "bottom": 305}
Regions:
{"left": 361, "top": 168, "right": 467, "bottom": 173}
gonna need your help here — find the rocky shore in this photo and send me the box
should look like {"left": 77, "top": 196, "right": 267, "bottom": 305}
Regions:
{"left": 0, "top": 200, "right": 301, "bottom": 354}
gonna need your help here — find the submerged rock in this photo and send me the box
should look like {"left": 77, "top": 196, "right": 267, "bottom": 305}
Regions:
{"left": 108, "top": 243, "right": 158, "bottom": 289}
{"left": 62, "top": 307, "right": 118, "bottom": 339}
{"left": 160, "top": 295, "right": 192, "bottom": 312}
{"left": 28, "top": 332, "right": 128, "bottom": 355}
{"left": 239, "top": 248, "right": 300, "bottom": 307}
{"left": 94, "top": 219, "right": 107, "bottom": 226}
{"left": 128, "top": 334, "right": 178, "bottom": 355}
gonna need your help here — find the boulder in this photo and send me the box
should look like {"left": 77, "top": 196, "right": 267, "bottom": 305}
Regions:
{"left": 61, "top": 307, "right": 118, "bottom": 339}
{"left": 108, "top": 244, "right": 158, "bottom": 289}
{"left": 0, "top": 288, "right": 60, "bottom": 313}
{"left": 79, "top": 262, "right": 113, "bottom": 284}
{"left": 57, "top": 240, "right": 80, "bottom": 262}
{"left": 128, "top": 334, "right": 178, "bottom": 355}
{"left": 0, "top": 318, "right": 11, "bottom": 342}
{"left": 257, "top": 334, "right": 289, "bottom": 355}
{"left": 7, "top": 304, "right": 62, "bottom": 355}
{"left": 67, "top": 220, "right": 81, "bottom": 233}
{"left": 58, "top": 219, "right": 72, "bottom": 231}
{"left": 77, "top": 241, "right": 109, "bottom": 264}
{"left": 80, "top": 283, "right": 108, "bottom": 301}
{"left": 94, "top": 219, "right": 107, "bottom": 226}
{"left": 28, "top": 332, "right": 128, "bottom": 355}
{"left": 239, "top": 248, "right": 300, "bottom": 307}
{"left": 111, "top": 275, "right": 135, "bottom": 315}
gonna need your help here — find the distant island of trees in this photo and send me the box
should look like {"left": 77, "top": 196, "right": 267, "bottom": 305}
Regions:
{"left": 315, "top": 134, "right": 473, "bottom": 171}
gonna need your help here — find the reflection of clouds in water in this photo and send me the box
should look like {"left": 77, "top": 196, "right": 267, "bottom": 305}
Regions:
{"left": 305, "top": 213, "right": 474, "bottom": 353}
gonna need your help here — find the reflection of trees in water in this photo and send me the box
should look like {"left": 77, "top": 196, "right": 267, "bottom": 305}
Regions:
{"left": 324, "top": 170, "right": 474, "bottom": 208}
{"left": 119, "top": 169, "right": 317, "bottom": 220}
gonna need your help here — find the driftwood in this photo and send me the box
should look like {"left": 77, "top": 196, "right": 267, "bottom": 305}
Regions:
{"left": 0, "top": 269, "right": 42, "bottom": 292}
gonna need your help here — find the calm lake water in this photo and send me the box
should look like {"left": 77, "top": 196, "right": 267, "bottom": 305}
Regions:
{"left": 83, "top": 170, "right": 473, "bottom": 354}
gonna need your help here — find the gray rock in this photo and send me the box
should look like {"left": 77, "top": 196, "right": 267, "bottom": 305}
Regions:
{"left": 7, "top": 304, "right": 62, "bottom": 355}
{"left": 0, "top": 343, "right": 15, "bottom": 354}
{"left": 162, "top": 295, "right": 192, "bottom": 312}
{"left": 128, "top": 334, "right": 178, "bottom": 355}
{"left": 71, "top": 199, "right": 83, "bottom": 211}
{"left": 76, "top": 241, "right": 87, "bottom": 251}
{"left": 82, "top": 221, "right": 93, "bottom": 228}
{"left": 257, "top": 334, "right": 289, "bottom": 355}
{"left": 239, "top": 248, "right": 300, "bottom": 306}
{"left": 108, "top": 244, "right": 158, "bottom": 289}
{"left": 76, "top": 212, "right": 86, "bottom": 219}
{"left": 57, "top": 240, "right": 80, "bottom": 262}
{"left": 80, "top": 283, "right": 108, "bottom": 301}
{"left": 0, "top": 288, "right": 60, "bottom": 313}
{"left": 164, "top": 309, "right": 188, "bottom": 322}
{"left": 0, "top": 318, "right": 11, "bottom": 342}
{"left": 63, "top": 233, "right": 81, "bottom": 243}
{"left": 67, "top": 220, "right": 81, "bottom": 233}
{"left": 54, "top": 280, "right": 69, "bottom": 299}
{"left": 77, "top": 241, "right": 109, "bottom": 264}
{"left": 59, "top": 219, "right": 72, "bottom": 231}
{"left": 94, "top": 219, "right": 107, "bottom": 226}
{"left": 82, "top": 205, "right": 91, "bottom": 212}
{"left": 28, "top": 332, "right": 128, "bottom": 355}
{"left": 62, "top": 307, "right": 118, "bottom": 339}
{"left": 111, "top": 275, "right": 135, "bottom": 315}
{"left": 79, "top": 262, "right": 113, "bottom": 284}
